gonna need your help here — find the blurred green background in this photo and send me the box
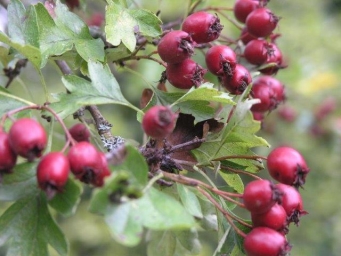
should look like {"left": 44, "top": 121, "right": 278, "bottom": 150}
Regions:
{"left": 1, "top": 0, "right": 341, "bottom": 255}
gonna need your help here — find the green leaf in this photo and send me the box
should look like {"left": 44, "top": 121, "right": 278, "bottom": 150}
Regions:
{"left": 219, "top": 172, "right": 244, "bottom": 194}
{"left": 147, "top": 229, "right": 201, "bottom": 256}
{"left": 105, "top": 3, "right": 162, "bottom": 52}
{"left": 112, "top": 145, "right": 149, "bottom": 185}
{"left": 192, "top": 97, "right": 269, "bottom": 172}
{"left": 103, "top": 187, "right": 196, "bottom": 246}
{"left": 48, "top": 179, "right": 83, "bottom": 216}
{"left": 177, "top": 184, "right": 203, "bottom": 218}
{"left": 0, "top": 31, "right": 42, "bottom": 69}
{"left": 152, "top": 83, "right": 235, "bottom": 123}
{"left": 0, "top": 162, "right": 39, "bottom": 201}
{"left": 0, "top": 194, "right": 68, "bottom": 256}
{"left": 50, "top": 61, "right": 134, "bottom": 118}
{"left": 0, "top": 88, "right": 34, "bottom": 117}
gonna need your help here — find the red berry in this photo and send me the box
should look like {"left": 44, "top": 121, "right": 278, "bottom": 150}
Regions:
{"left": 157, "top": 30, "right": 194, "bottom": 64}
{"left": 251, "top": 76, "right": 285, "bottom": 113}
{"left": 233, "top": 0, "right": 260, "bottom": 24}
{"left": 259, "top": 43, "right": 284, "bottom": 75}
{"left": 182, "top": 11, "right": 223, "bottom": 43}
{"left": 67, "top": 142, "right": 104, "bottom": 186}
{"left": 243, "top": 179, "right": 282, "bottom": 214}
{"left": 8, "top": 118, "right": 47, "bottom": 161}
{"left": 246, "top": 7, "right": 279, "bottom": 38}
{"left": 142, "top": 105, "right": 177, "bottom": 139}
{"left": 87, "top": 12, "right": 105, "bottom": 27}
{"left": 221, "top": 64, "right": 252, "bottom": 95}
{"left": 166, "top": 58, "right": 206, "bottom": 89}
{"left": 240, "top": 26, "right": 257, "bottom": 45}
{"left": 267, "top": 146, "right": 309, "bottom": 187}
{"left": 276, "top": 183, "right": 308, "bottom": 225}
{"left": 205, "top": 45, "right": 237, "bottom": 76}
{"left": 244, "top": 39, "right": 270, "bottom": 66}
{"left": 68, "top": 123, "right": 91, "bottom": 142}
{"left": 37, "top": 152, "right": 70, "bottom": 199}
{"left": 277, "top": 105, "right": 297, "bottom": 123}
{"left": 243, "top": 227, "right": 291, "bottom": 256}
{"left": 251, "top": 203, "right": 288, "bottom": 232}
{"left": 0, "top": 131, "right": 17, "bottom": 174}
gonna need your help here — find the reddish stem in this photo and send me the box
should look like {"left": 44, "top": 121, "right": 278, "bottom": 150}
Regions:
{"left": 221, "top": 165, "right": 262, "bottom": 180}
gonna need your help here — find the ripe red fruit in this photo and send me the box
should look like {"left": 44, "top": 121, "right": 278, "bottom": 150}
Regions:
{"left": 259, "top": 43, "right": 284, "bottom": 75}
{"left": 244, "top": 39, "right": 271, "bottom": 66}
{"left": 37, "top": 152, "right": 70, "bottom": 199}
{"left": 251, "top": 203, "right": 288, "bottom": 232}
{"left": 68, "top": 123, "right": 91, "bottom": 142}
{"left": 205, "top": 45, "right": 237, "bottom": 76}
{"left": 251, "top": 76, "right": 285, "bottom": 113}
{"left": 182, "top": 11, "right": 223, "bottom": 43}
{"left": 267, "top": 146, "right": 309, "bottom": 187}
{"left": 243, "top": 179, "right": 282, "bottom": 214}
{"left": 246, "top": 7, "right": 279, "bottom": 38}
{"left": 142, "top": 105, "right": 177, "bottom": 139}
{"left": 240, "top": 26, "right": 257, "bottom": 45}
{"left": 67, "top": 142, "right": 104, "bottom": 186}
{"left": 166, "top": 58, "right": 206, "bottom": 89}
{"left": 0, "top": 131, "right": 17, "bottom": 174}
{"left": 243, "top": 227, "right": 291, "bottom": 256}
{"left": 93, "top": 152, "right": 111, "bottom": 187}
{"left": 277, "top": 105, "right": 297, "bottom": 123}
{"left": 276, "top": 183, "right": 308, "bottom": 225}
{"left": 157, "top": 30, "right": 194, "bottom": 64}
{"left": 8, "top": 118, "right": 47, "bottom": 161}
{"left": 252, "top": 111, "right": 264, "bottom": 122}
{"left": 233, "top": 0, "right": 260, "bottom": 24}
{"left": 221, "top": 64, "right": 252, "bottom": 95}
{"left": 87, "top": 12, "right": 105, "bottom": 27}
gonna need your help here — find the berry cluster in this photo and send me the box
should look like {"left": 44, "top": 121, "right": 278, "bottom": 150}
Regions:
{"left": 243, "top": 146, "right": 309, "bottom": 256}
{"left": 0, "top": 117, "right": 110, "bottom": 199}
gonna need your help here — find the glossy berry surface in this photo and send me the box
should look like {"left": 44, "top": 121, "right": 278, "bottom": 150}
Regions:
{"left": 243, "top": 179, "right": 281, "bottom": 214}
{"left": 244, "top": 227, "right": 291, "bottom": 256}
{"left": 244, "top": 39, "right": 270, "bottom": 66}
{"left": 37, "top": 152, "right": 70, "bottom": 198}
{"left": 0, "top": 131, "right": 17, "bottom": 174}
{"left": 251, "top": 76, "right": 285, "bottom": 113}
{"left": 246, "top": 7, "right": 279, "bottom": 37}
{"left": 221, "top": 64, "right": 252, "bottom": 95}
{"left": 267, "top": 146, "right": 309, "bottom": 187}
{"left": 276, "top": 183, "right": 307, "bottom": 225}
{"left": 182, "top": 11, "right": 223, "bottom": 43}
{"left": 67, "top": 141, "right": 103, "bottom": 186}
{"left": 259, "top": 43, "right": 284, "bottom": 75}
{"left": 157, "top": 30, "right": 194, "bottom": 64}
{"left": 251, "top": 203, "right": 288, "bottom": 232}
{"left": 142, "top": 105, "right": 177, "bottom": 139}
{"left": 205, "top": 45, "right": 237, "bottom": 76}
{"left": 8, "top": 118, "right": 47, "bottom": 161}
{"left": 166, "top": 58, "right": 206, "bottom": 89}
{"left": 69, "top": 123, "right": 91, "bottom": 142}
{"left": 233, "top": 0, "right": 260, "bottom": 24}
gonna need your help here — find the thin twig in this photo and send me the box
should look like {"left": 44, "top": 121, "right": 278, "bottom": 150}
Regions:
{"left": 221, "top": 165, "right": 262, "bottom": 180}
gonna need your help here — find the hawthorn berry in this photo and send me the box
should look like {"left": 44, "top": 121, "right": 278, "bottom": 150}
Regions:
{"left": 243, "top": 179, "right": 282, "bottom": 214}
{"left": 68, "top": 123, "right": 91, "bottom": 142}
{"left": 166, "top": 58, "right": 206, "bottom": 89}
{"left": 276, "top": 183, "right": 307, "bottom": 225}
{"left": 233, "top": 0, "right": 260, "bottom": 24}
{"left": 221, "top": 64, "right": 252, "bottom": 95}
{"left": 251, "top": 76, "right": 285, "bottom": 113}
{"left": 244, "top": 39, "right": 271, "bottom": 66}
{"left": 182, "top": 11, "right": 223, "bottom": 43}
{"left": 93, "top": 152, "right": 111, "bottom": 187}
{"left": 240, "top": 26, "right": 257, "bottom": 45}
{"left": 8, "top": 118, "right": 47, "bottom": 161}
{"left": 37, "top": 152, "right": 70, "bottom": 199}
{"left": 205, "top": 45, "right": 237, "bottom": 76}
{"left": 142, "top": 105, "right": 177, "bottom": 139}
{"left": 0, "top": 131, "right": 17, "bottom": 174}
{"left": 259, "top": 43, "right": 284, "bottom": 75}
{"left": 243, "top": 227, "right": 291, "bottom": 256}
{"left": 251, "top": 203, "right": 288, "bottom": 232}
{"left": 246, "top": 7, "right": 279, "bottom": 38}
{"left": 267, "top": 146, "right": 309, "bottom": 187}
{"left": 157, "top": 30, "right": 194, "bottom": 64}
{"left": 67, "top": 141, "right": 105, "bottom": 186}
